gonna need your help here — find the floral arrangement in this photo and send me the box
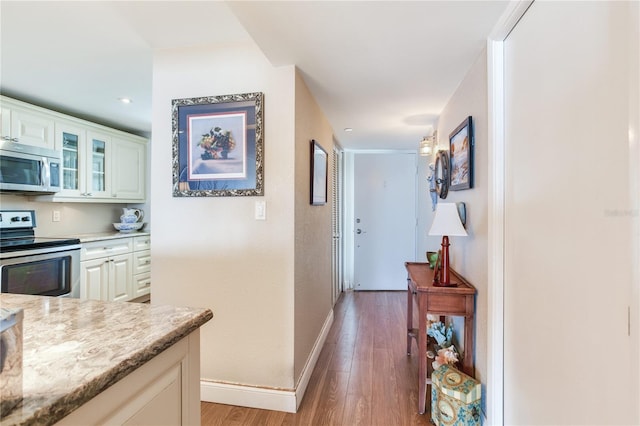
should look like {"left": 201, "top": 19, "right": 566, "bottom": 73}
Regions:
{"left": 427, "top": 321, "right": 459, "bottom": 370}
{"left": 198, "top": 127, "right": 236, "bottom": 160}
{"left": 433, "top": 345, "right": 459, "bottom": 370}
{"left": 427, "top": 321, "right": 454, "bottom": 347}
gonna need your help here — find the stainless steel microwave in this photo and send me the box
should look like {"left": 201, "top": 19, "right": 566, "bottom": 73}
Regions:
{"left": 0, "top": 141, "right": 61, "bottom": 193}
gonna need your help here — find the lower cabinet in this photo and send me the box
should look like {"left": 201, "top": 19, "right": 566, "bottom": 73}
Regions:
{"left": 132, "top": 236, "right": 151, "bottom": 299}
{"left": 80, "top": 234, "right": 150, "bottom": 302}
{"left": 56, "top": 331, "right": 201, "bottom": 426}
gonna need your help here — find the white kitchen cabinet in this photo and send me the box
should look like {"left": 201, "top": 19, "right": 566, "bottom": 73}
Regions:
{"left": 80, "top": 234, "right": 150, "bottom": 302}
{"left": 80, "top": 257, "right": 109, "bottom": 301}
{"left": 55, "top": 120, "right": 86, "bottom": 197}
{"left": 53, "top": 126, "right": 146, "bottom": 202}
{"left": 0, "top": 98, "right": 56, "bottom": 149}
{"left": 80, "top": 253, "right": 132, "bottom": 303}
{"left": 1, "top": 95, "right": 148, "bottom": 203}
{"left": 57, "top": 332, "right": 201, "bottom": 426}
{"left": 10, "top": 107, "right": 55, "bottom": 149}
{"left": 132, "top": 235, "right": 151, "bottom": 299}
{"left": 112, "top": 138, "right": 146, "bottom": 201}
{"left": 80, "top": 237, "right": 134, "bottom": 302}
{"left": 85, "top": 130, "right": 112, "bottom": 199}
{"left": 0, "top": 107, "right": 10, "bottom": 140}
{"left": 109, "top": 253, "right": 133, "bottom": 302}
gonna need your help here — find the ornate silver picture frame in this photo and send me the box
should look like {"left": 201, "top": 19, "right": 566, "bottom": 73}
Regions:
{"left": 171, "top": 92, "right": 264, "bottom": 197}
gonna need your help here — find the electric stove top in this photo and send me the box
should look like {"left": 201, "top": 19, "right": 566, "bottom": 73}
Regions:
{"left": 0, "top": 210, "right": 80, "bottom": 255}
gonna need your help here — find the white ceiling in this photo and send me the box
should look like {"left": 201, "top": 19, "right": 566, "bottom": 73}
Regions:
{"left": 0, "top": 1, "right": 508, "bottom": 150}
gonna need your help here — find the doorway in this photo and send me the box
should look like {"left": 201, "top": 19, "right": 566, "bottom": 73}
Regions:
{"left": 350, "top": 152, "right": 417, "bottom": 291}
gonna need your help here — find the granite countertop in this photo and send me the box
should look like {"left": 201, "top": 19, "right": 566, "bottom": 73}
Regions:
{"left": 0, "top": 294, "right": 212, "bottom": 426}
{"left": 72, "top": 231, "right": 151, "bottom": 243}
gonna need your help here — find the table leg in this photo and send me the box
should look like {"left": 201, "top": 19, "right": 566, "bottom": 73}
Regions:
{"left": 406, "top": 281, "right": 413, "bottom": 355}
{"left": 418, "top": 294, "right": 427, "bottom": 415}
{"left": 463, "top": 312, "right": 475, "bottom": 377}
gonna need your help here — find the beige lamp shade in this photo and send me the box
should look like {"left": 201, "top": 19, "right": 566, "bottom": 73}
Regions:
{"left": 428, "top": 203, "right": 467, "bottom": 237}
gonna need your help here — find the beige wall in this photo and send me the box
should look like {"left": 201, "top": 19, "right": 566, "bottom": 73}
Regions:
{"left": 293, "top": 70, "right": 334, "bottom": 382}
{"left": 150, "top": 43, "right": 334, "bottom": 396}
{"left": 150, "top": 42, "right": 297, "bottom": 388}
{"left": 417, "top": 49, "right": 489, "bottom": 411}
{"left": 0, "top": 193, "right": 124, "bottom": 236}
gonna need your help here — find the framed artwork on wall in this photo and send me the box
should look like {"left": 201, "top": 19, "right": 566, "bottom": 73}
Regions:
{"left": 449, "top": 116, "right": 473, "bottom": 191}
{"left": 310, "top": 140, "right": 328, "bottom": 205}
{"left": 171, "top": 92, "right": 264, "bottom": 197}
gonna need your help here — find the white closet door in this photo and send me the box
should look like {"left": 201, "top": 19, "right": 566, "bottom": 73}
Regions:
{"left": 503, "top": 1, "right": 638, "bottom": 423}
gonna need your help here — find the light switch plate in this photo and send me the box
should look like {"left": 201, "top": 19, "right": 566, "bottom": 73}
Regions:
{"left": 255, "top": 201, "right": 266, "bottom": 220}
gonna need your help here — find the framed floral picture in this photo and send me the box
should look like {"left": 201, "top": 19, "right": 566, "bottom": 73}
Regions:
{"left": 448, "top": 116, "right": 473, "bottom": 191}
{"left": 310, "top": 140, "right": 328, "bottom": 205}
{"left": 171, "top": 92, "right": 264, "bottom": 197}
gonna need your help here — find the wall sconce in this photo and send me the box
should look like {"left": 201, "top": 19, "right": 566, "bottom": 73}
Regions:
{"left": 419, "top": 131, "right": 437, "bottom": 156}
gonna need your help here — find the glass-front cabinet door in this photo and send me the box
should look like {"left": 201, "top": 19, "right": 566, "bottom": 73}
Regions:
{"left": 62, "top": 132, "right": 79, "bottom": 190}
{"left": 87, "top": 131, "right": 111, "bottom": 198}
{"left": 92, "top": 139, "right": 105, "bottom": 192}
{"left": 55, "top": 122, "right": 86, "bottom": 197}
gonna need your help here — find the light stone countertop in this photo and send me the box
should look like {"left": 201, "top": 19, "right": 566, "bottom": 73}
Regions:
{"left": 71, "top": 231, "right": 150, "bottom": 243}
{"left": 0, "top": 294, "right": 212, "bottom": 426}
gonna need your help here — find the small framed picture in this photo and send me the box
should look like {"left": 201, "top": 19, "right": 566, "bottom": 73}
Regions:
{"left": 449, "top": 116, "right": 473, "bottom": 191}
{"left": 310, "top": 140, "right": 328, "bottom": 205}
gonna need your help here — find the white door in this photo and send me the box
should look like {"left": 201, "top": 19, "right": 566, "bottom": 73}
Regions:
{"left": 502, "top": 1, "right": 638, "bottom": 423}
{"left": 353, "top": 152, "right": 416, "bottom": 290}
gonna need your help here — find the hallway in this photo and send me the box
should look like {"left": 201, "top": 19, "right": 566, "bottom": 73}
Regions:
{"left": 201, "top": 291, "right": 432, "bottom": 425}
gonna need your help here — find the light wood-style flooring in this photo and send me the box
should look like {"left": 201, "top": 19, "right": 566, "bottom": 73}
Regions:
{"left": 201, "top": 291, "right": 432, "bottom": 425}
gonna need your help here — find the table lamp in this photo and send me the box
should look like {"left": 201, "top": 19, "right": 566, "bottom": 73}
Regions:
{"left": 428, "top": 202, "right": 467, "bottom": 286}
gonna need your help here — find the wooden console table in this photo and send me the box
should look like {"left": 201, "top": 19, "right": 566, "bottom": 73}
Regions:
{"left": 405, "top": 261, "right": 476, "bottom": 415}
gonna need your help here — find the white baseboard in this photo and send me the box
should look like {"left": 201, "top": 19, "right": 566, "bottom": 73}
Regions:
{"left": 294, "top": 308, "right": 334, "bottom": 410}
{"left": 200, "top": 380, "right": 297, "bottom": 412}
{"left": 200, "top": 309, "right": 334, "bottom": 413}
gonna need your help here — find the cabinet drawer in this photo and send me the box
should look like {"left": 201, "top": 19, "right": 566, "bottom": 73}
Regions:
{"left": 133, "top": 272, "right": 151, "bottom": 297}
{"left": 133, "top": 249, "right": 151, "bottom": 274}
{"left": 82, "top": 238, "right": 133, "bottom": 261}
{"left": 134, "top": 235, "right": 151, "bottom": 251}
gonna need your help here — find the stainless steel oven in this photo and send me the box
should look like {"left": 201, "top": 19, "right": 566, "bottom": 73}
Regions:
{"left": 0, "top": 210, "right": 80, "bottom": 298}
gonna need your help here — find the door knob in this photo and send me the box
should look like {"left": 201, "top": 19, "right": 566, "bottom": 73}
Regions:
{"left": 356, "top": 229, "right": 362, "bottom": 234}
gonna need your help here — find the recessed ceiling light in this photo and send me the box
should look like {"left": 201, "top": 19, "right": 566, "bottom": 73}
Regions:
{"left": 118, "top": 97, "right": 133, "bottom": 104}
{"left": 344, "top": 127, "right": 353, "bottom": 132}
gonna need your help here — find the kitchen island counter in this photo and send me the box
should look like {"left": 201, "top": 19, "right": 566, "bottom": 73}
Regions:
{"left": 0, "top": 294, "right": 212, "bottom": 426}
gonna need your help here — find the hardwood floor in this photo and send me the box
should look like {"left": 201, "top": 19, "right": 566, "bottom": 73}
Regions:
{"left": 201, "top": 291, "right": 432, "bottom": 425}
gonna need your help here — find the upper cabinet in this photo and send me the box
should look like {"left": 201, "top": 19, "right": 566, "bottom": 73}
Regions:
{"left": 112, "top": 138, "right": 146, "bottom": 200}
{"left": 1, "top": 96, "right": 148, "bottom": 203}
{"left": 84, "top": 130, "right": 113, "bottom": 199}
{"left": 1, "top": 103, "right": 55, "bottom": 149}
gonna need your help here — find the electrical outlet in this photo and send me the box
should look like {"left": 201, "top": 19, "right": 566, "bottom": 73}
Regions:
{"left": 52, "top": 210, "right": 61, "bottom": 222}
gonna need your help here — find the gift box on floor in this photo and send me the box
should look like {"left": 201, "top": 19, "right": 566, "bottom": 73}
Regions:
{"left": 431, "top": 364, "right": 481, "bottom": 426}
